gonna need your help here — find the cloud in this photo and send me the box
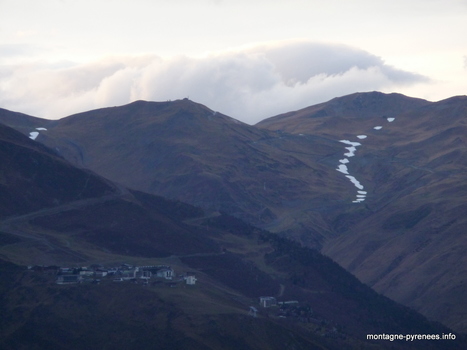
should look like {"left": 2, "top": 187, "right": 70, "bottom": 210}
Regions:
{"left": 0, "top": 44, "right": 42, "bottom": 58}
{"left": 464, "top": 55, "right": 467, "bottom": 70}
{"left": 0, "top": 41, "right": 429, "bottom": 124}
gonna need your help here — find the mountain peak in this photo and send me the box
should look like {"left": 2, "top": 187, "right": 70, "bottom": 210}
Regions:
{"left": 58, "top": 98, "right": 246, "bottom": 131}
{"left": 256, "top": 91, "right": 431, "bottom": 133}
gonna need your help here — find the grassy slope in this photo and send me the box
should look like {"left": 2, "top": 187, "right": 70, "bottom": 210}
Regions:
{"left": 27, "top": 99, "right": 348, "bottom": 239}
{"left": 2, "top": 211, "right": 464, "bottom": 349}
{"left": 0, "top": 124, "right": 116, "bottom": 218}
{"left": 258, "top": 93, "right": 467, "bottom": 333}
{"left": 319, "top": 97, "right": 467, "bottom": 333}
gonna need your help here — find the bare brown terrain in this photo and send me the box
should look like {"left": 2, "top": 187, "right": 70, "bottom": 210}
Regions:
{"left": 1, "top": 91, "right": 466, "bottom": 335}
{"left": 2, "top": 123, "right": 463, "bottom": 349}
{"left": 1, "top": 100, "right": 350, "bottom": 246}
{"left": 258, "top": 92, "right": 467, "bottom": 333}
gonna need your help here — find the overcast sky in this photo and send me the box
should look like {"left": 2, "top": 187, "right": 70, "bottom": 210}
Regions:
{"left": 1, "top": 0, "right": 466, "bottom": 124}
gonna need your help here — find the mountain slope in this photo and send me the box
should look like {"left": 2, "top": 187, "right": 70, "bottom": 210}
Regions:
{"left": 0, "top": 122, "right": 463, "bottom": 349}
{"left": 0, "top": 123, "right": 115, "bottom": 218}
{"left": 0, "top": 100, "right": 349, "bottom": 247}
{"left": 2, "top": 92, "right": 467, "bottom": 334}
{"left": 321, "top": 96, "right": 467, "bottom": 334}
{"left": 256, "top": 91, "right": 431, "bottom": 134}
{"left": 0, "top": 108, "right": 55, "bottom": 136}
{"left": 0, "top": 122, "right": 218, "bottom": 263}
{"left": 258, "top": 92, "right": 467, "bottom": 333}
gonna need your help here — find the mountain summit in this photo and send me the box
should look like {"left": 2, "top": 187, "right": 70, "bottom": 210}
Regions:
{"left": 5, "top": 98, "right": 347, "bottom": 235}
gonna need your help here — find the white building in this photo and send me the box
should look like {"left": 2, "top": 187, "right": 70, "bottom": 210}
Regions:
{"left": 259, "top": 296, "right": 277, "bottom": 308}
{"left": 185, "top": 275, "right": 197, "bottom": 285}
{"left": 95, "top": 270, "right": 108, "bottom": 277}
{"left": 156, "top": 267, "right": 174, "bottom": 280}
{"left": 121, "top": 267, "right": 139, "bottom": 280}
{"left": 56, "top": 275, "right": 83, "bottom": 284}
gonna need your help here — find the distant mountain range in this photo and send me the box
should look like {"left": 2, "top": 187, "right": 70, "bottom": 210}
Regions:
{"left": 1, "top": 91, "right": 466, "bottom": 342}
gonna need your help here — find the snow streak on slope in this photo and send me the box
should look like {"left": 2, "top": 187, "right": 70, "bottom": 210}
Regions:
{"left": 336, "top": 140, "right": 366, "bottom": 203}
{"left": 336, "top": 117, "right": 396, "bottom": 203}
{"left": 29, "top": 127, "right": 47, "bottom": 140}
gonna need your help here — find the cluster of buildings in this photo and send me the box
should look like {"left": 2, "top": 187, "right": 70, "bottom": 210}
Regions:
{"left": 249, "top": 297, "right": 301, "bottom": 317}
{"left": 258, "top": 296, "right": 299, "bottom": 308}
{"left": 29, "top": 264, "right": 197, "bottom": 286}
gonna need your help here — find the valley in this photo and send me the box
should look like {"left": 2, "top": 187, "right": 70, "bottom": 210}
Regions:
{"left": 1, "top": 91, "right": 466, "bottom": 348}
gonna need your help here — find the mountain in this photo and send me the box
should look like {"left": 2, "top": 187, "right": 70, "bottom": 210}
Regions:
{"left": 0, "top": 100, "right": 349, "bottom": 247}
{"left": 256, "top": 91, "right": 431, "bottom": 134}
{"left": 0, "top": 108, "right": 56, "bottom": 136}
{"left": 0, "top": 123, "right": 115, "bottom": 218}
{"left": 1, "top": 92, "right": 467, "bottom": 335}
{"left": 0, "top": 122, "right": 217, "bottom": 262}
{"left": 0, "top": 119, "right": 464, "bottom": 349}
{"left": 258, "top": 92, "right": 467, "bottom": 333}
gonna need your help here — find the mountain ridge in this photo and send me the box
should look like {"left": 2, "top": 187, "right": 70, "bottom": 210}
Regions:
{"left": 1, "top": 91, "right": 466, "bottom": 334}
{"left": 8, "top": 98, "right": 347, "bottom": 235}
{"left": 257, "top": 92, "right": 467, "bottom": 333}
{"left": 1, "top": 122, "right": 463, "bottom": 349}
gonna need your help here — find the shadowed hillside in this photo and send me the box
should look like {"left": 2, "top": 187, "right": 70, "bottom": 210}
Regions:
{"left": 0, "top": 121, "right": 464, "bottom": 349}
{"left": 0, "top": 124, "right": 116, "bottom": 218}
{"left": 1, "top": 92, "right": 467, "bottom": 334}
{"left": 258, "top": 92, "right": 467, "bottom": 333}
{"left": 0, "top": 100, "right": 349, "bottom": 247}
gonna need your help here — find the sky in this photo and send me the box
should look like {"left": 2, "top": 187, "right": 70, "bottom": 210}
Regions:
{"left": 1, "top": 0, "right": 466, "bottom": 124}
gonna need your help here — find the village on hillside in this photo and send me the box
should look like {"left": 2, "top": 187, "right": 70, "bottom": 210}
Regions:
{"left": 27, "top": 263, "right": 341, "bottom": 338}
{"left": 28, "top": 263, "right": 197, "bottom": 287}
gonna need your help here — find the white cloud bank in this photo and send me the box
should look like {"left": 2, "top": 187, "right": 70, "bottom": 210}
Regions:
{"left": 0, "top": 41, "right": 428, "bottom": 124}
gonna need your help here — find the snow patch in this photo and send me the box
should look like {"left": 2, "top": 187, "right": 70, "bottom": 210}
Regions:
{"left": 344, "top": 146, "right": 357, "bottom": 157}
{"left": 29, "top": 131, "right": 39, "bottom": 140}
{"left": 336, "top": 113, "right": 396, "bottom": 203}
{"left": 336, "top": 164, "right": 349, "bottom": 175}
{"left": 345, "top": 175, "right": 364, "bottom": 190}
{"left": 339, "top": 140, "right": 362, "bottom": 147}
{"left": 28, "top": 127, "right": 47, "bottom": 140}
{"left": 339, "top": 140, "right": 361, "bottom": 157}
{"left": 336, "top": 139, "right": 367, "bottom": 203}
